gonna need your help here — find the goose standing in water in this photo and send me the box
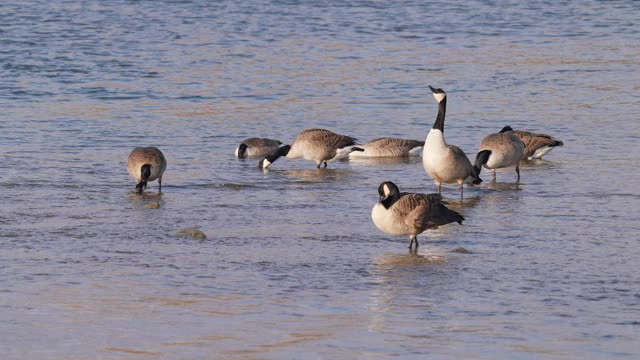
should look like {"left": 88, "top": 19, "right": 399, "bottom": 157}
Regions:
{"left": 371, "top": 181, "right": 464, "bottom": 250}
{"left": 259, "top": 128, "right": 363, "bottom": 169}
{"left": 127, "top": 147, "right": 167, "bottom": 193}
{"left": 422, "top": 86, "right": 482, "bottom": 196}
{"left": 235, "top": 137, "right": 282, "bottom": 158}
{"left": 474, "top": 126, "right": 525, "bottom": 181}
{"left": 512, "top": 130, "right": 564, "bottom": 160}
{"left": 348, "top": 137, "right": 424, "bottom": 158}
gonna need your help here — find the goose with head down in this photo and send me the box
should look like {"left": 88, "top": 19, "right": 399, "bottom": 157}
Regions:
{"left": 127, "top": 147, "right": 167, "bottom": 194}
{"left": 348, "top": 137, "right": 424, "bottom": 158}
{"left": 474, "top": 126, "right": 525, "bottom": 181}
{"left": 259, "top": 128, "right": 363, "bottom": 169}
{"left": 235, "top": 137, "right": 282, "bottom": 158}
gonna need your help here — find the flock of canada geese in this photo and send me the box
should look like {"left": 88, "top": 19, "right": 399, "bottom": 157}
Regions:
{"left": 127, "top": 86, "right": 563, "bottom": 250}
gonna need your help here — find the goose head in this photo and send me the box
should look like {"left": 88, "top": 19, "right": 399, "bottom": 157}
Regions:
{"left": 499, "top": 126, "right": 514, "bottom": 133}
{"left": 377, "top": 181, "right": 401, "bottom": 209}
{"left": 235, "top": 143, "right": 249, "bottom": 158}
{"left": 259, "top": 145, "right": 291, "bottom": 169}
{"left": 429, "top": 85, "right": 447, "bottom": 104}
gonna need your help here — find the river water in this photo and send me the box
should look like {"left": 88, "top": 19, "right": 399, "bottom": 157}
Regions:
{"left": 1, "top": 1, "right": 639, "bottom": 359}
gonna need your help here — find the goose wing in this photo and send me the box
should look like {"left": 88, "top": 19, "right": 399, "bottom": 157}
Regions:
{"left": 296, "top": 128, "right": 357, "bottom": 149}
{"left": 368, "top": 138, "right": 424, "bottom": 149}
{"left": 513, "top": 130, "right": 563, "bottom": 158}
{"left": 242, "top": 138, "right": 282, "bottom": 147}
{"left": 393, "top": 193, "right": 443, "bottom": 230}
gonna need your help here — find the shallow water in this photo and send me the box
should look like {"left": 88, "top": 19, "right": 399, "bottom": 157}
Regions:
{"left": 2, "top": 0, "right": 640, "bottom": 358}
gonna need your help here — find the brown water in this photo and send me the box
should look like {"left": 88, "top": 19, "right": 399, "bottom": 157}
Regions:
{"left": 2, "top": 1, "right": 640, "bottom": 358}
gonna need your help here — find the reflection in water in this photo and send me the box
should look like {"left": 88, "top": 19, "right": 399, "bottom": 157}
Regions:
{"left": 485, "top": 180, "right": 522, "bottom": 192}
{"left": 442, "top": 195, "right": 482, "bottom": 211}
{"left": 3, "top": 0, "right": 640, "bottom": 357}
{"left": 348, "top": 156, "right": 420, "bottom": 166}
{"left": 367, "top": 250, "right": 451, "bottom": 334}
{"left": 375, "top": 251, "right": 449, "bottom": 268}
{"left": 268, "top": 167, "right": 355, "bottom": 183}
{"left": 519, "top": 158, "right": 556, "bottom": 168}
{"left": 127, "top": 191, "right": 164, "bottom": 204}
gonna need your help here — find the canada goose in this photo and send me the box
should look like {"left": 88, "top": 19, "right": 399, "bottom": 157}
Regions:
{"left": 235, "top": 137, "right": 282, "bottom": 158}
{"left": 474, "top": 126, "right": 525, "bottom": 181}
{"left": 259, "top": 128, "right": 363, "bottom": 169}
{"left": 127, "top": 147, "right": 167, "bottom": 193}
{"left": 371, "top": 181, "right": 464, "bottom": 250}
{"left": 512, "top": 130, "right": 564, "bottom": 160}
{"left": 422, "top": 86, "right": 482, "bottom": 196}
{"left": 348, "top": 137, "right": 424, "bottom": 158}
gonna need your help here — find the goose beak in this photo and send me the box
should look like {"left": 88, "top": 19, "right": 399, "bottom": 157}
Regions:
{"left": 428, "top": 85, "right": 436, "bottom": 92}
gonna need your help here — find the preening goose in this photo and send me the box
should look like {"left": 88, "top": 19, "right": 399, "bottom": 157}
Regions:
{"left": 235, "top": 137, "right": 282, "bottom": 158}
{"left": 422, "top": 86, "right": 482, "bottom": 196}
{"left": 371, "top": 181, "right": 464, "bottom": 250}
{"left": 259, "top": 128, "right": 363, "bottom": 169}
{"left": 127, "top": 147, "right": 167, "bottom": 193}
{"left": 474, "top": 126, "right": 525, "bottom": 181}
{"left": 349, "top": 137, "right": 424, "bottom": 158}
{"left": 512, "top": 130, "right": 564, "bottom": 160}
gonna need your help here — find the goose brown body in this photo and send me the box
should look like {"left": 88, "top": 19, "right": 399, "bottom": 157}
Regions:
{"left": 371, "top": 181, "right": 464, "bottom": 249}
{"left": 260, "top": 128, "right": 361, "bottom": 169}
{"left": 235, "top": 137, "right": 282, "bottom": 158}
{"left": 475, "top": 127, "right": 525, "bottom": 181}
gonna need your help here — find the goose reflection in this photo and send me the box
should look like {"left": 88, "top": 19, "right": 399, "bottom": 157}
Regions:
{"left": 349, "top": 156, "right": 420, "bottom": 166}
{"left": 262, "top": 167, "right": 355, "bottom": 183}
{"left": 485, "top": 179, "right": 522, "bottom": 191}
{"left": 367, "top": 249, "right": 457, "bottom": 334}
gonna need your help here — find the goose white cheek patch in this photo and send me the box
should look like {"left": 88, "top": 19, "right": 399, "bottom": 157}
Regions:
{"left": 433, "top": 93, "right": 446, "bottom": 103}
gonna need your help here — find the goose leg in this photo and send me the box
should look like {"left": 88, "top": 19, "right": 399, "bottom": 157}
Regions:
{"left": 515, "top": 162, "right": 520, "bottom": 182}
{"left": 316, "top": 163, "right": 321, "bottom": 169}
{"left": 159, "top": 178, "right": 162, "bottom": 193}
{"left": 436, "top": 183, "right": 442, "bottom": 194}
{"left": 459, "top": 183, "right": 464, "bottom": 199}
{"left": 323, "top": 161, "right": 327, "bottom": 168}
{"left": 492, "top": 169, "right": 497, "bottom": 181}
{"left": 408, "top": 236, "right": 414, "bottom": 249}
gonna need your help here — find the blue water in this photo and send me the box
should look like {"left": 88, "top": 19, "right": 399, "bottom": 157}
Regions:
{"left": 2, "top": 1, "right": 640, "bottom": 358}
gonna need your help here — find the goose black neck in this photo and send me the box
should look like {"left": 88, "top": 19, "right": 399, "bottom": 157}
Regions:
{"left": 474, "top": 150, "right": 491, "bottom": 177}
{"left": 381, "top": 192, "right": 401, "bottom": 210}
{"left": 266, "top": 145, "right": 291, "bottom": 163}
{"left": 432, "top": 97, "right": 447, "bottom": 132}
{"left": 237, "top": 143, "right": 248, "bottom": 158}
{"left": 140, "top": 164, "right": 151, "bottom": 181}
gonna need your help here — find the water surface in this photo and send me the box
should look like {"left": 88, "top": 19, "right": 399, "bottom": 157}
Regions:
{"left": 2, "top": 1, "right": 640, "bottom": 358}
